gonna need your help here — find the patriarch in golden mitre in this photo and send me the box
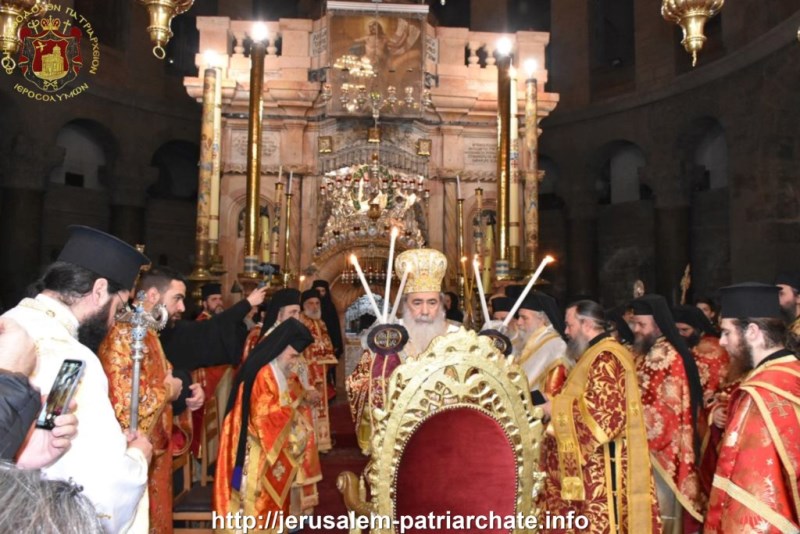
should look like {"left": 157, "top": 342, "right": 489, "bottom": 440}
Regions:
{"left": 345, "top": 247, "right": 460, "bottom": 453}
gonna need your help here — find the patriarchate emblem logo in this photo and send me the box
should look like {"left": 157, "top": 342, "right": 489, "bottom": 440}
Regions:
{"left": 18, "top": 15, "right": 82, "bottom": 92}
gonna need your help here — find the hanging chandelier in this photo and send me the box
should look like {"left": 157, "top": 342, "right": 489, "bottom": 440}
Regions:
{"left": 137, "top": 0, "right": 194, "bottom": 59}
{"left": 321, "top": 54, "right": 432, "bottom": 120}
{"left": 0, "top": 0, "right": 48, "bottom": 74}
{"left": 662, "top": 0, "right": 724, "bottom": 67}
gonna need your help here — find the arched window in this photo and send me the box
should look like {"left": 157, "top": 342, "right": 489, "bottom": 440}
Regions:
{"left": 49, "top": 120, "right": 116, "bottom": 190}
{"left": 594, "top": 141, "right": 647, "bottom": 205}
{"left": 694, "top": 123, "right": 728, "bottom": 190}
{"left": 149, "top": 141, "right": 200, "bottom": 200}
{"left": 589, "top": 0, "right": 636, "bottom": 99}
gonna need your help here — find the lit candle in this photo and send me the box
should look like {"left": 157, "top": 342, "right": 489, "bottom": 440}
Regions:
{"left": 351, "top": 254, "right": 383, "bottom": 322}
{"left": 502, "top": 255, "right": 555, "bottom": 327}
{"left": 473, "top": 259, "right": 491, "bottom": 325}
{"left": 456, "top": 175, "right": 462, "bottom": 199}
{"left": 382, "top": 226, "right": 399, "bottom": 321}
{"left": 389, "top": 267, "right": 410, "bottom": 322}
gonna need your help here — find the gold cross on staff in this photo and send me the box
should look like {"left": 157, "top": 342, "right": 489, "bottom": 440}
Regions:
{"left": 765, "top": 392, "right": 791, "bottom": 418}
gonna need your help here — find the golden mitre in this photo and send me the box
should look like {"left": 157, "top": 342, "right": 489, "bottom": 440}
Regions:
{"left": 395, "top": 248, "right": 447, "bottom": 294}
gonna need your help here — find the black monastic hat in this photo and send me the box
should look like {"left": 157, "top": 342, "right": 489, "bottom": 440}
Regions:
{"left": 58, "top": 225, "right": 149, "bottom": 289}
{"left": 201, "top": 283, "right": 222, "bottom": 300}
{"left": 672, "top": 305, "right": 716, "bottom": 335}
{"left": 774, "top": 272, "right": 800, "bottom": 293}
{"left": 519, "top": 291, "right": 565, "bottom": 337}
{"left": 491, "top": 296, "right": 512, "bottom": 313}
{"left": 301, "top": 289, "right": 320, "bottom": 305}
{"left": 720, "top": 283, "right": 782, "bottom": 319}
{"left": 312, "top": 279, "right": 330, "bottom": 290}
{"left": 260, "top": 288, "right": 301, "bottom": 337}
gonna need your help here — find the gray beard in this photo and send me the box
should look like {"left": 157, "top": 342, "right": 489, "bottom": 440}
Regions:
{"left": 305, "top": 310, "right": 322, "bottom": 320}
{"left": 403, "top": 311, "right": 447, "bottom": 354}
{"left": 566, "top": 335, "right": 588, "bottom": 360}
{"left": 633, "top": 332, "right": 658, "bottom": 355}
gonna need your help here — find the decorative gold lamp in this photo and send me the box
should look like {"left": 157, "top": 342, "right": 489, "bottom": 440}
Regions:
{"left": 662, "top": 0, "right": 724, "bottom": 67}
{"left": 137, "top": 0, "right": 194, "bottom": 59}
{"left": 0, "top": 0, "right": 48, "bottom": 74}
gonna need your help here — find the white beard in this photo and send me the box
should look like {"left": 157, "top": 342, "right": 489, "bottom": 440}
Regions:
{"left": 304, "top": 309, "right": 322, "bottom": 320}
{"left": 403, "top": 309, "right": 448, "bottom": 354}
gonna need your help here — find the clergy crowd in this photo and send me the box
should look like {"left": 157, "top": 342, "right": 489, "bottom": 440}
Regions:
{"left": 0, "top": 225, "right": 798, "bottom": 534}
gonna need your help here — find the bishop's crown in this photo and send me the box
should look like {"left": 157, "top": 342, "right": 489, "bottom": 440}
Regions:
{"left": 395, "top": 248, "right": 447, "bottom": 295}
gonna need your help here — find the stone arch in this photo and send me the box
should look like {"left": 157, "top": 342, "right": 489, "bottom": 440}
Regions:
{"left": 148, "top": 140, "right": 200, "bottom": 199}
{"left": 589, "top": 140, "right": 648, "bottom": 205}
{"left": 48, "top": 119, "right": 119, "bottom": 190}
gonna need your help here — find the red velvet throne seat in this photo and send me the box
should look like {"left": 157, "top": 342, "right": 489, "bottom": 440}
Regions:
{"left": 339, "top": 329, "right": 546, "bottom": 534}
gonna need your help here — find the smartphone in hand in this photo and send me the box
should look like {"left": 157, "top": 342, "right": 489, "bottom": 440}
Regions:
{"left": 35, "top": 359, "right": 85, "bottom": 429}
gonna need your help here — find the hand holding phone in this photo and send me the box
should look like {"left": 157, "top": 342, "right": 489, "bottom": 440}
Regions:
{"left": 36, "top": 359, "right": 84, "bottom": 430}
{"left": 16, "top": 399, "right": 78, "bottom": 469}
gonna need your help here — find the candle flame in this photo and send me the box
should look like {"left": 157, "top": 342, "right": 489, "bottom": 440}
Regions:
{"left": 545, "top": 255, "right": 555, "bottom": 263}
{"left": 350, "top": 254, "right": 358, "bottom": 266}
{"left": 460, "top": 256, "right": 467, "bottom": 263}
{"left": 390, "top": 226, "right": 399, "bottom": 238}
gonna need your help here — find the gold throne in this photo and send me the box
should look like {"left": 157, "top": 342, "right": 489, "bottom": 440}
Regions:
{"left": 338, "top": 328, "right": 546, "bottom": 533}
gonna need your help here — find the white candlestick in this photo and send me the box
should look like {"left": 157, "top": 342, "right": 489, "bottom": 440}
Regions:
{"left": 351, "top": 255, "right": 384, "bottom": 323}
{"left": 288, "top": 171, "right": 293, "bottom": 193}
{"left": 382, "top": 226, "right": 399, "bottom": 321}
{"left": 456, "top": 175, "right": 462, "bottom": 199}
{"left": 502, "top": 255, "right": 554, "bottom": 327}
{"left": 389, "top": 267, "right": 410, "bottom": 322}
{"left": 473, "top": 259, "right": 491, "bottom": 325}
{"left": 278, "top": 165, "right": 283, "bottom": 182}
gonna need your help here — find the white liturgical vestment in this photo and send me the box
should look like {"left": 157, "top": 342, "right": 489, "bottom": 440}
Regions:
{"left": 4, "top": 294, "right": 149, "bottom": 533}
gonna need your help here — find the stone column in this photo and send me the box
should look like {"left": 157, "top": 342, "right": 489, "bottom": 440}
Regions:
{"left": 565, "top": 190, "right": 598, "bottom": 300}
{"left": 109, "top": 160, "right": 158, "bottom": 247}
{"left": 650, "top": 167, "right": 691, "bottom": 304}
{"left": 0, "top": 135, "right": 64, "bottom": 308}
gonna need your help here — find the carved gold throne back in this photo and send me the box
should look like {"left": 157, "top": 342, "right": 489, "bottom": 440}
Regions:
{"left": 339, "top": 328, "right": 547, "bottom": 533}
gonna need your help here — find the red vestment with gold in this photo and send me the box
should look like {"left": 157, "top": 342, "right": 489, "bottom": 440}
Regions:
{"left": 693, "top": 334, "right": 730, "bottom": 406}
{"left": 543, "top": 336, "right": 661, "bottom": 533}
{"left": 214, "top": 363, "right": 302, "bottom": 532}
{"left": 635, "top": 337, "right": 704, "bottom": 528}
{"left": 298, "top": 314, "right": 338, "bottom": 452}
{"left": 704, "top": 352, "right": 800, "bottom": 533}
{"left": 698, "top": 378, "right": 742, "bottom": 497}
{"left": 99, "top": 324, "right": 176, "bottom": 534}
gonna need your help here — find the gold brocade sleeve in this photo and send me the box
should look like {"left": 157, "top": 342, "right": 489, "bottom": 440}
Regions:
{"left": 98, "top": 325, "right": 169, "bottom": 439}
